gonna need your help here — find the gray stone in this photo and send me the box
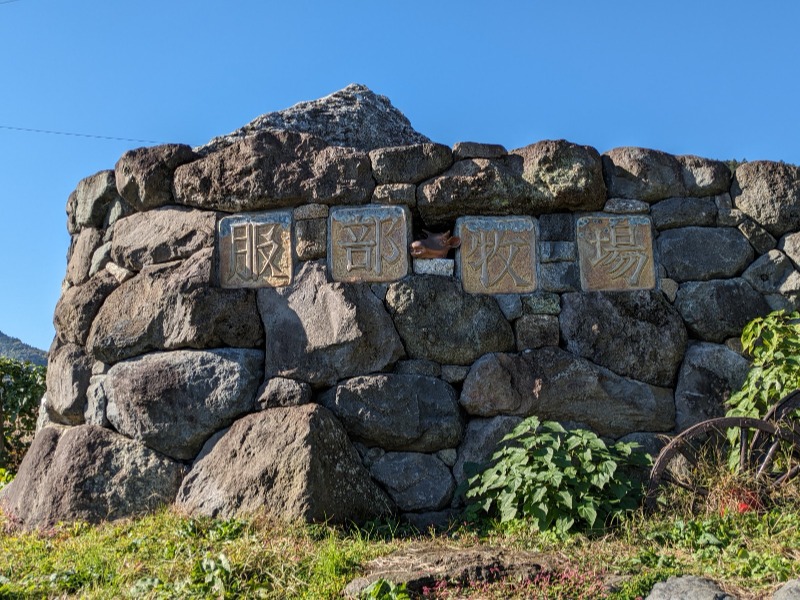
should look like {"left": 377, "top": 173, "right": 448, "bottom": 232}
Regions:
{"left": 650, "top": 197, "right": 718, "bottom": 230}
{"left": 645, "top": 575, "right": 736, "bottom": 600}
{"left": 538, "top": 261, "right": 580, "bottom": 293}
{"left": 677, "top": 155, "right": 732, "bottom": 197}
{"left": 602, "top": 147, "right": 685, "bottom": 202}
{"left": 494, "top": 294, "right": 523, "bottom": 321}
{"left": 293, "top": 203, "right": 328, "bottom": 220}
{"left": 370, "top": 283, "right": 389, "bottom": 301}
{"left": 0, "top": 425, "right": 185, "bottom": 531}
{"left": 538, "top": 213, "right": 575, "bottom": 241}
{"left": 256, "top": 377, "right": 312, "bottom": 409}
{"left": 603, "top": 198, "right": 650, "bottom": 214}
{"left": 175, "top": 405, "right": 393, "bottom": 523}
{"left": 732, "top": 161, "right": 800, "bottom": 237}
{"left": 370, "top": 452, "right": 455, "bottom": 512}
{"left": 774, "top": 579, "right": 800, "bottom": 600}
{"left": 84, "top": 375, "right": 109, "bottom": 427}
{"left": 657, "top": 227, "right": 753, "bottom": 282}
{"left": 295, "top": 217, "right": 327, "bottom": 260}
{"left": 440, "top": 365, "right": 470, "bottom": 384}
{"left": 674, "top": 342, "right": 750, "bottom": 431}
{"left": 675, "top": 279, "right": 770, "bottom": 342}
{"left": 105, "top": 197, "right": 133, "bottom": 228}
{"left": 369, "top": 143, "right": 453, "bottom": 184}
{"left": 515, "top": 314, "right": 560, "bottom": 351}
{"left": 321, "top": 374, "right": 462, "bottom": 452}
{"left": 115, "top": 144, "right": 197, "bottom": 211}
{"left": 539, "top": 241, "right": 576, "bottom": 263}
{"left": 522, "top": 292, "right": 561, "bottom": 315}
{"left": 72, "top": 170, "right": 120, "bottom": 230}
{"left": 175, "top": 130, "right": 374, "bottom": 213}
{"left": 199, "top": 84, "right": 431, "bottom": 154}
{"left": 111, "top": 207, "right": 216, "bottom": 271}
{"left": 394, "top": 359, "right": 441, "bottom": 378}
{"left": 436, "top": 449, "right": 458, "bottom": 467}
{"left": 616, "top": 432, "right": 666, "bottom": 460}
{"left": 89, "top": 242, "right": 112, "bottom": 277}
{"left": 660, "top": 278, "right": 679, "bottom": 303}
{"left": 413, "top": 258, "right": 454, "bottom": 277}
{"left": 54, "top": 270, "right": 119, "bottom": 346}
{"left": 453, "top": 142, "right": 507, "bottom": 159}
{"left": 355, "top": 443, "right": 385, "bottom": 468}
{"left": 87, "top": 248, "right": 263, "bottom": 363}
{"left": 105, "top": 261, "right": 134, "bottom": 284}
{"left": 372, "top": 183, "right": 417, "bottom": 206}
{"left": 104, "top": 348, "right": 263, "bottom": 461}
{"left": 66, "top": 228, "right": 103, "bottom": 287}
{"left": 258, "top": 261, "right": 404, "bottom": 387}
{"left": 741, "top": 250, "right": 800, "bottom": 296}
{"left": 560, "top": 291, "right": 687, "bottom": 386}
{"left": 453, "top": 416, "right": 523, "bottom": 485}
{"left": 738, "top": 217, "right": 777, "bottom": 255}
{"left": 45, "top": 343, "right": 92, "bottom": 425}
{"left": 385, "top": 275, "right": 514, "bottom": 365}
{"left": 779, "top": 231, "right": 800, "bottom": 271}
{"left": 459, "top": 349, "right": 675, "bottom": 438}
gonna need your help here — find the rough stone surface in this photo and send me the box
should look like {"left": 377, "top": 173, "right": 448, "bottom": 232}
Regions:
{"left": 199, "top": 84, "right": 430, "bottom": 154}
{"left": 293, "top": 203, "right": 328, "bottom": 220}
{"left": 738, "top": 217, "right": 777, "bottom": 255}
{"left": 494, "top": 295, "right": 523, "bottom": 321}
{"left": 89, "top": 242, "right": 112, "bottom": 277}
{"left": 321, "top": 374, "right": 462, "bottom": 452}
{"left": 66, "top": 228, "right": 103, "bottom": 287}
{"left": 294, "top": 217, "right": 327, "bottom": 260}
{"left": 515, "top": 314, "right": 560, "bottom": 350}
{"left": 559, "top": 291, "right": 688, "bottom": 386}
{"left": 105, "top": 261, "right": 134, "bottom": 284}
{"left": 87, "top": 248, "right": 263, "bottom": 363}
{"left": 256, "top": 377, "right": 312, "bottom": 409}
{"left": 453, "top": 416, "right": 523, "bottom": 485}
{"left": 104, "top": 348, "right": 263, "bottom": 461}
{"left": 732, "top": 161, "right": 800, "bottom": 237}
{"left": 459, "top": 349, "right": 675, "bottom": 437}
{"left": 372, "top": 183, "right": 417, "bottom": 206}
{"left": 72, "top": 170, "right": 120, "bottom": 230}
{"left": 538, "top": 262, "right": 580, "bottom": 293}
{"left": 370, "top": 453, "right": 455, "bottom": 512}
{"left": 385, "top": 275, "right": 514, "bottom": 365}
{"left": 0, "top": 425, "right": 185, "bottom": 531}
{"left": 175, "top": 405, "right": 393, "bottom": 522}
{"left": 115, "top": 144, "right": 197, "bottom": 211}
{"left": 603, "top": 198, "right": 650, "bottom": 214}
{"left": 441, "top": 365, "right": 470, "bottom": 384}
{"left": 413, "top": 258, "right": 454, "bottom": 277}
{"left": 539, "top": 241, "right": 576, "bottom": 263}
{"left": 742, "top": 250, "right": 800, "bottom": 296}
{"left": 602, "top": 147, "right": 685, "bottom": 202}
{"left": 453, "top": 142, "right": 507, "bottom": 159}
{"left": 258, "top": 261, "right": 404, "bottom": 387}
{"left": 660, "top": 278, "right": 679, "bottom": 303}
{"left": 45, "top": 343, "right": 92, "bottom": 425}
{"left": 54, "top": 270, "right": 119, "bottom": 346}
{"left": 674, "top": 342, "right": 750, "bottom": 431}
{"left": 538, "top": 213, "right": 575, "bottom": 241}
{"left": 394, "top": 359, "right": 441, "bottom": 378}
{"left": 369, "top": 143, "right": 453, "bottom": 184}
{"left": 657, "top": 227, "right": 753, "bottom": 282}
{"left": 715, "top": 193, "right": 745, "bottom": 226}
{"left": 84, "top": 375, "right": 109, "bottom": 427}
{"left": 522, "top": 292, "right": 561, "bottom": 315}
{"left": 779, "top": 231, "right": 800, "bottom": 271}
{"left": 774, "top": 579, "right": 800, "bottom": 600}
{"left": 675, "top": 279, "right": 770, "bottom": 342}
{"left": 650, "top": 197, "right": 718, "bottom": 230}
{"left": 677, "top": 155, "right": 732, "bottom": 197}
{"left": 111, "top": 207, "right": 216, "bottom": 271}
{"left": 645, "top": 575, "right": 736, "bottom": 600}
{"left": 175, "top": 130, "right": 374, "bottom": 212}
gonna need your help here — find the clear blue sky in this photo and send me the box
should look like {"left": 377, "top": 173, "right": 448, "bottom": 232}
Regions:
{"left": 2, "top": 0, "right": 799, "bottom": 351}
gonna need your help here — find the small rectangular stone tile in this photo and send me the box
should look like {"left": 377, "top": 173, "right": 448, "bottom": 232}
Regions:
{"left": 218, "top": 211, "right": 293, "bottom": 288}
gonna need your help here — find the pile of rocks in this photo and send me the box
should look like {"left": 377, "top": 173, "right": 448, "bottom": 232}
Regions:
{"left": 3, "top": 84, "right": 800, "bottom": 530}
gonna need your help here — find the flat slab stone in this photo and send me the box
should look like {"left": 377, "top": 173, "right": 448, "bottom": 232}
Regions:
{"left": 218, "top": 211, "right": 293, "bottom": 288}
{"left": 576, "top": 215, "right": 656, "bottom": 291}
{"left": 455, "top": 216, "right": 537, "bottom": 294}
{"left": 413, "top": 258, "right": 454, "bottom": 276}
{"left": 328, "top": 205, "right": 410, "bottom": 282}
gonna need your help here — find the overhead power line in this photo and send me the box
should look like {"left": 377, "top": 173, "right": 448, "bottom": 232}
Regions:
{"left": 0, "top": 124, "right": 163, "bottom": 144}
{"left": 0, "top": 1, "right": 25, "bottom": 5}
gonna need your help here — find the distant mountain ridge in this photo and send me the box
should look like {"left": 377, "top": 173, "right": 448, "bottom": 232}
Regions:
{"left": 0, "top": 330, "right": 47, "bottom": 366}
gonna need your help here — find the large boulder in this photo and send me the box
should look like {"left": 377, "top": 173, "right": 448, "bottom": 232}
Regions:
{"left": 385, "top": 275, "right": 514, "bottom": 365}
{"left": 676, "top": 155, "right": 732, "bottom": 197}
{"left": 559, "top": 291, "right": 687, "bottom": 387}
{"left": 175, "top": 405, "right": 393, "bottom": 523}
{"left": 111, "top": 206, "right": 217, "bottom": 272}
{"left": 44, "top": 343, "right": 93, "bottom": 425}
{"left": 732, "top": 161, "right": 800, "bottom": 237}
{"left": 656, "top": 227, "right": 753, "bottom": 282}
{"left": 0, "top": 425, "right": 185, "bottom": 531}
{"left": 675, "top": 279, "right": 770, "bottom": 342}
{"left": 65, "top": 228, "right": 104, "bottom": 287}
{"left": 69, "top": 170, "right": 120, "bottom": 231}
{"left": 650, "top": 197, "right": 717, "bottom": 230}
{"left": 174, "top": 130, "right": 374, "bottom": 212}
{"left": 369, "top": 143, "right": 453, "bottom": 184}
{"left": 104, "top": 348, "right": 263, "bottom": 461}
{"left": 115, "top": 143, "right": 198, "bottom": 211}
{"left": 674, "top": 342, "right": 750, "bottom": 431}
{"left": 53, "top": 270, "right": 120, "bottom": 345}
{"left": 369, "top": 452, "right": 455, "bottom": 512}
{"left": 257, "top": 261, "right": 404, "bottom": 387}
{"left": 645, "top": 576, "right": 736, "bottom": 600}
{"left": 602, "top": 147, "right": 685, "bottom": 202}
{"left": 320, "top": 374, "right": 462, "bottom": 452}
{"left": 741, "top": 250, "right": 800, "bottom": 300}
{"left": 87, "top": 248, "right": 263, "bottom": 363}
{"left": 198, "top": 83, "right": 431, "bottom": 154}
{"left": 459, "top": 348, "right": 675, "bottom": 438}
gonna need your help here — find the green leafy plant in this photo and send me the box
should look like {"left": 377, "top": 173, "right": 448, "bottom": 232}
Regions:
{"left": 464, "top": 417, "right": 651, "bottom": 534}
{"left": 0, "top": 356, "right": 46, "bottom": 471}
{"left": 361, "top": 578, "right": 411, "bottom": 600}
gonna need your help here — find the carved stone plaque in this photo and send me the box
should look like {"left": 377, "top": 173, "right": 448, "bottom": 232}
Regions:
{"left": 218, "top": 211, "right": 293, "bottom": 288}
{"left": 328, "top": 205, "right": 410, "bottom": 282}
{"left": 576, "top": 215, "right": 655, "bottom": 291}
{"left": 456, "top": 216, "right": 537, "bottom": 294}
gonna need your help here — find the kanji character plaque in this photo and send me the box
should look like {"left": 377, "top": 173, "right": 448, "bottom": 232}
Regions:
{"left": 456, "top": 216, "right": 537, "bottom": 294}
{"left": 576, "top": 215, "right": 655, "bottom": 291}
{"left": 218, "top": 211, "right": 293, "bottom": 288}
{"left": 328, "top": 205, "right": 410, "bottom": 283}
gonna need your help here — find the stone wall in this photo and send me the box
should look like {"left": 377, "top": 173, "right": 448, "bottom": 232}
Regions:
{"left": 3, "top": 84, "right": 800, "bottom": 530}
